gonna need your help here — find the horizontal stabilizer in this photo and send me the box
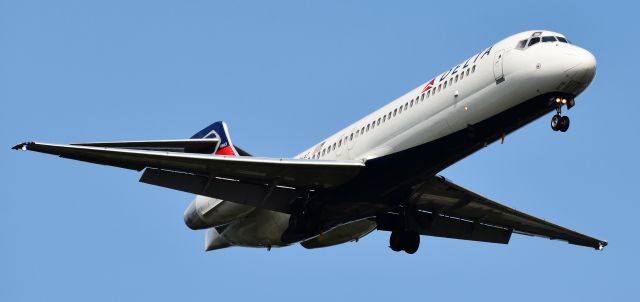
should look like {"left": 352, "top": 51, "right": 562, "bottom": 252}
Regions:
{"left": 71, "top": 138, "right": 220, "bottom": 154}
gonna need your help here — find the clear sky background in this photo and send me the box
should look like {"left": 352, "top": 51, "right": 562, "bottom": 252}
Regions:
{"left": 2, "top": 1, "right": 638, "bottom": 301}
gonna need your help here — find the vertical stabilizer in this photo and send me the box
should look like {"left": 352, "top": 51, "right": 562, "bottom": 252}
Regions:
{"left": 190, "top": 121, "right": 239, "bottom": 156}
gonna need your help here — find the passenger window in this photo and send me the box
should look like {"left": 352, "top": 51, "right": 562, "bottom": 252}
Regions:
{"left": 449, "top": 78, "right": 453, "bottom": 86}
{"left": 377, "top": 118, "right": 381, "bottom": 126}
{"left": 460, "top": 71, "right": 464, "bottom": 80}
{"left": 332, "top": 143, "right": 336, "bottom": 150}
{"left": 382, "top": 115, "right": 386, "bottom": 123}
{"left": 393, "top": 108, "right": 397, "bottom": 116}
{"left": 472, "top": 65, "right": 476, "bottom": 73}
{"left": 528, "top": 37, "right": 540, "bottom": 46}
{"left": 455, "top": 74, "right": 459, "bottom": 82}
{"left": 388, "top": 112, "right": 392, "bottom": 119}
{"left": 404, "top": 103, "right": 408, "bottom": 110}
{"left": 350, "top": 133, "right": 354, "bottom": 141}
{"left": 399, "top": 105, "right": 403, "bottom": 113}
{"left": 421, "top": 93, "right": 424, "bottom": 101}
{"left": 322, "top": 150, "right": 325, "bottom": 156}
{"left": 466, "top": 69, "right": 470, "bottom": 76}
{"left": 556, "top": 36, "right": 568, "bottom": 43}
{"left": 542, "top": 36, "right": 556, "bottom": 43}
{"left": 366, "top": 124, "right": 370, "bottom": 131}
{"left": 410, "top": 99, "right": 414, "bottom": 107}
{"left": 438, "top": 84, "right": 441, "bottom": 92}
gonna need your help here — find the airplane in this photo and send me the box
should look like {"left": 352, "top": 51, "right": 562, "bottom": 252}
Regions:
{"left": 13, "top": 30, "right": 607, "bottom": 254}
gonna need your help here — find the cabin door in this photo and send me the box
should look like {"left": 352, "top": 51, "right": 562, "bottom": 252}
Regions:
{"left": 493, "top": 49, "right": 505, "bottom": 82}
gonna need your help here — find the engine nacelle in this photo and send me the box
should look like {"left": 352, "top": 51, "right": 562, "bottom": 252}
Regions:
{"left": 301, "top": 219, "right": 376, "bottom": 249}
{"left": 204, "top": 227, "right": 231, "bottom": 251}
{"left": 184, "top": 195, "right": 254, "bottom": 230}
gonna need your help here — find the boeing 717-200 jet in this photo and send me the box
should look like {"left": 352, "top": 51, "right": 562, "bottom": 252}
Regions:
{"left": 13, "top": 30, "right": 607, "bottom": 254}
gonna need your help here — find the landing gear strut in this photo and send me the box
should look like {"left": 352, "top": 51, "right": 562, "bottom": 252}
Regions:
{"left": 551, "top": 98, "right": 571, "bottom": 132}
{"left": 389, "top": 230, "right": 420, "bottom": 254}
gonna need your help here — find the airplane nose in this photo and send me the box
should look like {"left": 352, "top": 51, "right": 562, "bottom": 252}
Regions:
{"left": 564, "top": 47, "right": 597, "bottom": 85}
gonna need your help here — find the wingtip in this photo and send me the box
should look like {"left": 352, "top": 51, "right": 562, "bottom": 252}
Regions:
{"left": 12, "top": 141, "right": 34, "bottom": 151}
{"left": 11, "top": 142, "right": 35, "bottom": 151}
{"left": 597, "top": 241, "right": 608, "bottom": 251}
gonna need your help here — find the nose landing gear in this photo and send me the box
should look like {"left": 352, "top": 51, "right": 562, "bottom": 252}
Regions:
{"left": 551, "top": 97, "right": 571, "bottom": 132}
{"left": 551, "top": 114, "right": 570, "bottom": 132}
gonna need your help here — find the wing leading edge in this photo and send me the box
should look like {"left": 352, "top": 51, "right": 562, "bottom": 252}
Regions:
{"left": 406, "top": 176, "right": 607, "bottom": 250}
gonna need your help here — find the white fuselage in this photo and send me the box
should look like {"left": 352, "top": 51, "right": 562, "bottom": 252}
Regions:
{"left": 192, "top": 30, "right": 597, "bottom": 251}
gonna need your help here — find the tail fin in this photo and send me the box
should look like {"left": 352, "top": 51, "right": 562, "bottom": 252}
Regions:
{"left": 191, "top": 121, "right": 239, "bottom": 156}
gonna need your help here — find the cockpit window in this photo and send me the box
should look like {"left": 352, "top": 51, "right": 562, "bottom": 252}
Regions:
{"left": 528, "top": 37, "right": 540, "bottom": 47}
{"left": 518, "top": 33, "right": 570, "bottom": 50}
{"left": 542, "top": 36, "right": 557, "bottom": 42}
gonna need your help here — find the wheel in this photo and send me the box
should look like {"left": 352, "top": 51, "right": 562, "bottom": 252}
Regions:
{"left": 559, "top": 116, "right": 570, "bottom": 132}
{"left": 402, "top": 231, "right": 420, "bottom": 254}
{"left": 389, "top": 231, "right": 403, "bottom": 252}
{"left": 551, "top": 114, "right": 561, "bottom": 131}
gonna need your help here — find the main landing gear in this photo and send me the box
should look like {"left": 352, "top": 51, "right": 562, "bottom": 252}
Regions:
{"left": 389, "top": 230, "right": 420, "bottom": 254}
{"left": 550, "top": 97, "right": 573, "bottom": 132}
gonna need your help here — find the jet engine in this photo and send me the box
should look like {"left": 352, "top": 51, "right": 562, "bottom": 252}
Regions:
{"left": 184, "top": 195, "right": 254, "bottom": 230}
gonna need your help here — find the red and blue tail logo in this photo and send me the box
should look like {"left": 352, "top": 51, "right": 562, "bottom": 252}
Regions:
{"left": 191, "top": 121, "right": 239, "bottom": 156}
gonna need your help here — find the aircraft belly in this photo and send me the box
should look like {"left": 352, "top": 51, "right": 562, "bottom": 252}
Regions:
{"left": 220, "top": 209, "right": 290, "bottom": 248}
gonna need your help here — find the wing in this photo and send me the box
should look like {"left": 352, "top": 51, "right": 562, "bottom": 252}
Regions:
{"left": 403, "top": 176, "right": 607, "bottom": 250}
{"left": 12, "top": 141, "right": 364, "bottom": 213}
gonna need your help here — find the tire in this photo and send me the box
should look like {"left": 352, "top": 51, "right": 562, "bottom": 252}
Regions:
{"left": 560, "top": 116, "right": 570, "bottom": 132}
{"left": 389, "top": 231, "right": 403, "bottom": 252}
{"left": 403, "top": 231, "right": 420, "bottom": 254}
{"left": 551, "top": 114, "right": 561, "bottom": 131}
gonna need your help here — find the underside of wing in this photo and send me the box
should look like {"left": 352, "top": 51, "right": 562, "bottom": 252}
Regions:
{"left": 12, "top": 141, "right": 364, "bottom": 213}
{"left": 398, "top": 176, "right": 607, "bottom": 250}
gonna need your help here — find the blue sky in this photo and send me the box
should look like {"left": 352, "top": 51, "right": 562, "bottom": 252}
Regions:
{"left": 2, "top": 1, "right": 638, "bottom": 301}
